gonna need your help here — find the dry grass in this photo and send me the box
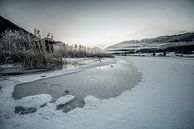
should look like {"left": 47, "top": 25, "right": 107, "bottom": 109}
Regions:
{"left": 0, "top": 30, "right": 113, "bottom": 70}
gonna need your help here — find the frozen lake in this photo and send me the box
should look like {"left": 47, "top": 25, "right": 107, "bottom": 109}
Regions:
{"left": 1, "top": 56, "right": 194, "bottom": 129}
{"left": 13, "top": 59, "right": 141, "bottom": 112}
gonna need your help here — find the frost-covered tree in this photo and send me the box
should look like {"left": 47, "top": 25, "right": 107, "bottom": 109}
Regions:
{"left": 0, "top": 30, "right": 33, "bottom": 64}
{"left": 0, "top": 30, "right": 63, "bottom": 68}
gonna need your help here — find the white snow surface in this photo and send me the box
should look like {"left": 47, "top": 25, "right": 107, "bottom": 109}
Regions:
{"left": 55, "top": 95, "right": 75, "bottom": 105}
{"left": 16, "top": 94, "right": 52, "bottom": 108}
{"left": 0, "top": 56, "right": 194, "bottom": 129}
{"left": 0, "top": 64, "right": 22, "bottom": 68}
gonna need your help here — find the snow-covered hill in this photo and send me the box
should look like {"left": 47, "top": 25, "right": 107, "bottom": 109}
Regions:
{"left": 106, "top": 33, "right": 194, "bottom": 55}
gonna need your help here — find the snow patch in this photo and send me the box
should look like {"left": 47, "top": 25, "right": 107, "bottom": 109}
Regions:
{"left": 0, "top": 64, "right": 22, "bottom": 68}
{"left": 84, "top": 95, "right": 100, "bottom": 106}
{"left": 16, "top": 94, "right": 52, "bottom": 108}
{"left": 55, "top": 95, "right": 75, "bottom": 105}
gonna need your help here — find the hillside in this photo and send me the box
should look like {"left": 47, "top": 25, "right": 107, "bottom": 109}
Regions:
{"left": 106, "top": 33, "right": 194, "bottom": 55}
{"left": 0, "top": 16, "right": 32, "bottom": 36}
{"left": 107, "top": 33, "right": 194, "bottom": 50}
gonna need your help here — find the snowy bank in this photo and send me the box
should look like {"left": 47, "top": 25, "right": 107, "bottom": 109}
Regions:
{"left": 16, "top": 94, "right": 52, "bottom": 108}
{"left": 0, "top": 57, "right": 194, "bottom": 129}
{"left": 55, "top": 95, "right": 75, "bottom": 105}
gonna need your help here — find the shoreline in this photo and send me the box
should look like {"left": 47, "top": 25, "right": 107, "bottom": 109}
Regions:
{"left": 0, "top": 56, "right": 194, "bottom": 129}
{"left": 12, "top": 58, "right": 141, "bottom": 112}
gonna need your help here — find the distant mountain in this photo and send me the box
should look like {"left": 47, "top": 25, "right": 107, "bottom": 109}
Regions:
{"left": 140, "top": 33, "right": 194, "bottom": 43}
{"left": 0, "top": 16, "right": 34, "bottom": 37}
{"left": 107, "top": 33, "right": 194, "bottom": 50}
{"left": 106, "top": 33, "right": 194, "bottom": 55}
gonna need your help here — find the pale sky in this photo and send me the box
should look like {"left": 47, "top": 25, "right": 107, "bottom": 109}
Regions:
{"left": 0, "top": 0, "right": 194, "bottom": 48}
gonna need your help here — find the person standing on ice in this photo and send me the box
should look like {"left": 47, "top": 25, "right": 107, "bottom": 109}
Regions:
{"left": 98, "top": 56, "right": 102, "bottom": 63}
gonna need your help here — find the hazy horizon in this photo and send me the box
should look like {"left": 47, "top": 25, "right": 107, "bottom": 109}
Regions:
{"left": 0, "top": 0, "right": 194, "bottom": 48}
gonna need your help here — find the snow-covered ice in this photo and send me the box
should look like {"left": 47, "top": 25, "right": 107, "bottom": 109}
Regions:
{"left": 10, "top": 57, "right": 116, "bottom": 84}
{"left": 16, "top": 94, "right": 52, "bottom": 108}
{"left": 55, "top": 95, "right": 75, "bottom": 105}
{"left": 0, "top": 56, "right": 194, "bottom": 129}
{"left": 0, "top": 64, "right": 22, "bottom": 69}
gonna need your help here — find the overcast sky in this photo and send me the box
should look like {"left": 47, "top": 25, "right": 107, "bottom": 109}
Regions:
{"left": 0, "top": 0, "right": 194, "bottom": 48}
